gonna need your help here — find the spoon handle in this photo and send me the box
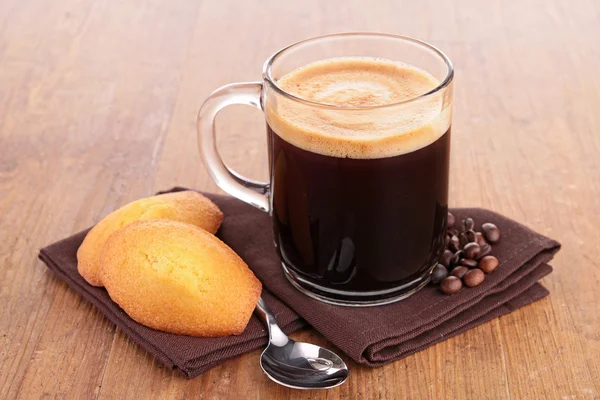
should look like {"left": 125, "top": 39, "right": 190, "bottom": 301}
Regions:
{"left": 255, "top": 297, "right": 289, "bottom": 346}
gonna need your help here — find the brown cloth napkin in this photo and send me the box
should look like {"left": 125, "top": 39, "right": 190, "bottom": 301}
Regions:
{"left": 39, "top": 187, "right": 560, "bottom": 377}
{"left": 39, "top": 230, "right": 305, "bottom": 378}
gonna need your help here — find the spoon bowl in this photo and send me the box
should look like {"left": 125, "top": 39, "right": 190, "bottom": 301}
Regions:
{"left": 255, "top": 297, "right": 349, "bottom": 389}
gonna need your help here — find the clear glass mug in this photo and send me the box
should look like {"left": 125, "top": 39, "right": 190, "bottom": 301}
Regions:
{"left": 198, "top": 33, "right": 453, "bottom": 306}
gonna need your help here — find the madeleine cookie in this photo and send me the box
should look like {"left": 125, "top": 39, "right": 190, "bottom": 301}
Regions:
{"left": 99, "top": 220, "right": 262, "bottom": 337}
{"left": 77, "top": 191, "right": 223, "bottom": 286}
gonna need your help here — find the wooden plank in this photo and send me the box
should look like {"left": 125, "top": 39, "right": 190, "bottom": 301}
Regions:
{"left": 0, "top": 0, "right": 201, "bottom": 398}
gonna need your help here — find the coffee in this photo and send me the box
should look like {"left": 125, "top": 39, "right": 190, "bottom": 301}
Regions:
{"left": 265, "top": 57, "right": 451, "bottom": 300}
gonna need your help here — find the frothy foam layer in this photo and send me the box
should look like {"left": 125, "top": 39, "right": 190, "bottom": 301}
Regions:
{"left": 266, "top": 57, "right": 451, "bottom": 159}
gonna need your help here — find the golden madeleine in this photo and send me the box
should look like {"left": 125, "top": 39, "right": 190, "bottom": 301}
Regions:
{"left": 77, "top": 191, "right": 223, "bottom": 286}
{"left": 99, "top": 220, "right": 261, "bottom": 337}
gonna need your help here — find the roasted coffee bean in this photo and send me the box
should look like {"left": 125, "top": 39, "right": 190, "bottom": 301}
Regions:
{"left": 459, "top": 233, "right": 468, "bottom": 248}
{"left": 479, "top": 255, "right": 499, "bottom": 273}
{"left": 448, "top": 212, "right": 456, "bottom": 229}
{"left": 431, "top": 264, "right": 448, "bottom": 284}
{"left": 475, "top": 232, "right": 487, "bottom": 247}
{"left": 463, "top": 268, "right": 485, "bottom": 287}
{"left": 445, "top": 234, "right": 451, "bottom": 247}
{"left": 451, "top": 250, "right": 464, "bottom": 266}
{"left": 449, "top": 235, "right": 460, "bottom": 252}
{"left": 451, "top": 266, "right": 469, "bottom": 279}
{"left": 465, "top": 230, "right": 477, "bottom": 243}
{"left": 463, "top": 242, "right": 481, "bottom": 259}
{"left": 476, "top": 244, "right": 492, "bottom": 260}
{"left": 448, "top": 228, "right": 459, "bottom": 237}
{"left": 460, "top": 258, "right": 479, "bottom": 268}
{"left": 463, "top": 217, "right": 475, "bottom": 231}
{"left": 441, "top": 276, "right": 463, "bottom": 294}
{"left": 440, "top": 250, "right": 453, "bottom": 268}
{"left": 482, "top": 223, "right": 501, "bottom": 243}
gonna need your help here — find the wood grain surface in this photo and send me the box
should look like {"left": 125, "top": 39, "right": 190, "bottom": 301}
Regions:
{"left": 1, "top": 0, "right": 599, "bottom": 398}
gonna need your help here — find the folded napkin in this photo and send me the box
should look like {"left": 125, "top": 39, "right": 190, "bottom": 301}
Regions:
{"left": 39, "top": 187, "right": 560, "bottom": 377}
{"left": 39, "top": 230, "right": 305, "bottom": 377}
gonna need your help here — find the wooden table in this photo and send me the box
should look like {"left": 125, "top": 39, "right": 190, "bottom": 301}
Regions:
{"left": 2, "top": 0, "right": 599, "bottom": 398}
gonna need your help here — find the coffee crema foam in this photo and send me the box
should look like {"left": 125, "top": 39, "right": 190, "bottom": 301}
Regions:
{"left": 266, "top": 57, "right": 451, "bottom": 159}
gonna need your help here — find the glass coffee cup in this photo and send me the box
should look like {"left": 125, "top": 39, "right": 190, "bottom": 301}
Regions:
{"left": 198, "top": 33, "right": 453, "bottom": 306}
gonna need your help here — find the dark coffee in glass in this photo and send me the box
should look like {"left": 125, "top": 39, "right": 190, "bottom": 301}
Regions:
{"left": 265, "top": 56, "right": 452, "bottom": 304}
{"left": 269, "top": 125, "right": 450, "bottom": 294}
{"left": 198, "top": 34, "right": 453, "bottom": 306}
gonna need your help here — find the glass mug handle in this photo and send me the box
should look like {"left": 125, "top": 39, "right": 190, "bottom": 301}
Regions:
{"left": 197, "top": 82, "right": 270, "bottom": 212}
